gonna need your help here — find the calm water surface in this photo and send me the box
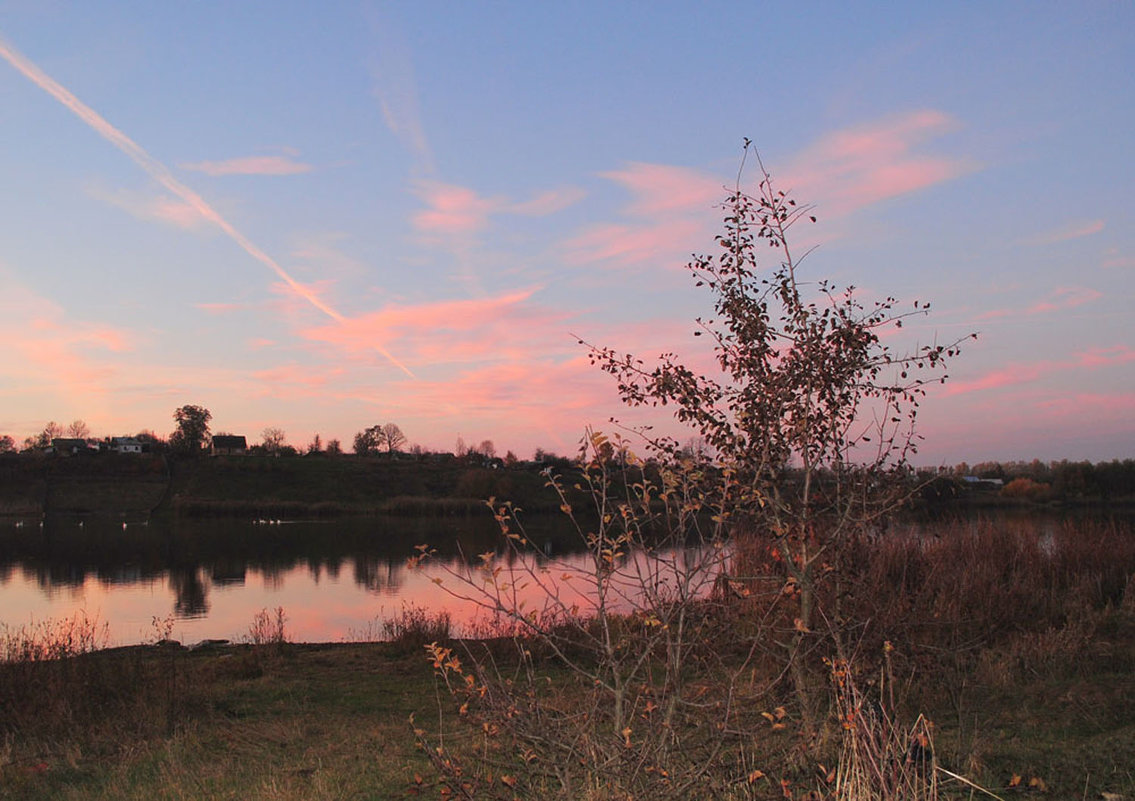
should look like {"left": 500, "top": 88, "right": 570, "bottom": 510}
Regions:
{"left": 0, "top": 513, "right": 715, "bottom": 645}
{"left": 0, "top": 509, "right": 1125, "bottom": 646}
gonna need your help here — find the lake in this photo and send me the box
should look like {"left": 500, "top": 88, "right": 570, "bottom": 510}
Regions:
{"left": 0, "top": 508, "right": 1125, "bottom": 647}
{"left": 0, "top": 512, "right": 724, "bottom": 646}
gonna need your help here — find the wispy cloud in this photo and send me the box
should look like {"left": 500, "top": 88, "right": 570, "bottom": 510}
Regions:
{"left": 367, "top": 10, "right": 434, "bottom": 173}
{"left": 1023, "top": 219, "right": 1105, "bottom": 246}
{"left": 413, "top": 182, "right": 501, "bottom": 235}
{"left": 508, "top": 187, "right": 587, "bottom": 216}
{"left": 249, "top": 364, "right": 346, "bottom": 398}
{"left": 978, "top": 286, "right": 1102, "bottom": 320}
{"left": 93, "top": 187, "right": 209, "bottom": 229}
{"left": 563, "top": 113, "right": 968, "bottom": 268}
{"left": 564, "top": 163, "right": 722, "bottom": 266}
{"left": 782, "top": 110, "right": 972, "bottom": 216}
{"left": 181, "top": 154, "right": 313, "bottom": 176}
{"left": 194, "top": 302, "right": 248, "bottom": 315}
{"left": 300, "top": 288, "right": 557, "bottom": 366}
{"left": 563, "top": 219, "right": 704, "bottom": 266}
{"left": 1101, "top": 248, "right": 1134, "bottom": 270}
{"left": 413, "top": 181, "right": 586, "bottom": 238}
{"left": 602, "top": 163, "right": 724, "bottom": 217}
{"left": 945, "top": 345, "right": 1135, "bottom": 396}
{"left": 0, "top": 34, "right": 413, "bottom": 378}
{"left": 0, "top": 279, "right": 132, "bottom": 407}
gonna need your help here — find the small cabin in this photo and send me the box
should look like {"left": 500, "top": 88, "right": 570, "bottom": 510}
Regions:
{"left": 111, "top": 437, "right": 144, "bottom": 454}
{"left": 211, "top": 435, "right": 248, "bottom": 456}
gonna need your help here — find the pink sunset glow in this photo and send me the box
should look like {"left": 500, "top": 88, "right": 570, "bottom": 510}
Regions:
{"left": 783, "top": 111, "right": 971, "bottom": 217}
{"left": 0, "top": 6, "right": 1130, "bottom": 466}
{"left": 181, "top": 154, "right": 314, "bottom": 177}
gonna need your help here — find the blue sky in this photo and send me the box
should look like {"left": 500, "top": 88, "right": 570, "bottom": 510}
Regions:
{"left": 0, "top": 2, "right": 1132, "bottom": 464}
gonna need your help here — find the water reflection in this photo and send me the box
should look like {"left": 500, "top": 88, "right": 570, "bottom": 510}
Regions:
{"left": 0, "top": 509, "right": 1128, "bottom": 645}
{"left": 0, "top": 513, "right": 566, "bottom": 643}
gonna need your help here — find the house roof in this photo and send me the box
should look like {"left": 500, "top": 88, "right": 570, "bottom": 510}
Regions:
{"left": 212, "top": 435, "right": 247, "bottom": 448}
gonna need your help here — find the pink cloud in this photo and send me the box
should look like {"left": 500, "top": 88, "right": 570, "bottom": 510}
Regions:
{"left": 1027, "top": 286, "right": 1102, "bottom": 314}
{"left": 180, "top": 154, "right": 313, "bottom": 176}
{"left": 413, "top": 182, "right": 584, "bottom": 237}
{"left": 562, "top": 163, "right": 723, "bottom": 267}
{"left": 945, "top": 344, "right": 1135, "bottom": 396}
{"left": 979, "top": 286, "right": 1102, "bottom": 320}
{"left": 1034, "top": 392, "right": 1135, "bottom": 419}
{"left": 300, "top": 288, "right": 563, "bottom": 367}
{"left": 944, "top": 362, "right": 1051, "bottom": 395}
{"left": 600, "top": 163, "right": 723, "bottom": 217}
{"left": 563, "top": 219, "right": 702, "bottom": 266}
{"left": 195, "top": 302, "right": 246, "bottom": 315}
{"left": 94, "top": 188, "right": 209, "bottom": 230}
{"left": 0, "top": 282, "right": 134, "bottom": 409}
{"left": 1075, "top": 345, "right": 1135, "bottom": 368}
{"left": 782, "top": 110, "right": 971, "bottom": 216}
{"left": 507, "top": 186, "right": 586, "bottom": 216}
{"left": 249, "top": 365, "right": 346, "bottom": 399}
{"left": 413, "top": 182, "right": 501, "bottom": 234}
{"left": 1101, "top": 249, "right": 1134, "bottom": 270}
{"left": 1024, "top": 219, "right": 1106, "bottom": 246}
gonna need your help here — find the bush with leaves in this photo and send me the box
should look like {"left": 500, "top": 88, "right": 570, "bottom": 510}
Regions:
{"left": 585, "top": 145, "right": 972, "bottom": 729}
{"left": 412, "top": 431, "right": 794, "bottom": 799}
{"left": 411, "top": 145, "right": 972, "bottom": 797}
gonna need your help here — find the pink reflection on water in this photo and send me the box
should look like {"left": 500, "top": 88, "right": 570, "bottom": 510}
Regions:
{"left": 0, "top": 546, "right": 724, "bottom": 646}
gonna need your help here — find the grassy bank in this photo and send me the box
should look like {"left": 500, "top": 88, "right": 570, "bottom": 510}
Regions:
{"left": 0, "top": 454, "right": 566, "bottom": 519}
{"left": 3, "top": 517, "right": 1135, "bottom": 799}
{"left": 0, "top": 640, "right": 436, "bottom": 800}
{"left": 1, "top": 626, "right": 1133, "bottom": 800}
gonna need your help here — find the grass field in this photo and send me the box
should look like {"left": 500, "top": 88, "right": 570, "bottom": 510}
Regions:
{"left": 3, "top": 518, "right": 1135, "bottom": 799}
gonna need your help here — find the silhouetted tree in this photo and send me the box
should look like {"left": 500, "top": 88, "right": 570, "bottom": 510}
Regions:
{"left": 261, "top": 427, "right": 287, "bottom": 454}
{"left": 382, "top": 423, "right": 407, "bottom": 455}
{"left": 586, "top": 144, "right": 972, "bottom": 731}
{"left": 28, "top": 421, "right": 63, "bottom": 450}
{"left": 66, "top": 419, "right": 91, "bottom": 439}
{"left": 307, "top": 434, "right": 323, "bottom": 454}
{"left": 325, "top": 438, "right": 342, "bottom": 455}
{"left": 170, "top": 405, "right": 212, "bottom": 454}
{"left": 0, "top": 435, "right": 14, "bottom": 453}
{"left": 353, "top": 429, "right": 377, "bottom": 455}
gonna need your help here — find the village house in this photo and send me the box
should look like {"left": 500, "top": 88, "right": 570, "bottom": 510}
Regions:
{"left": 211, "top": 435, "right": 248, "bottom": 456}
{"left": 111, "top": 437, "right": 144, "bottom": 454}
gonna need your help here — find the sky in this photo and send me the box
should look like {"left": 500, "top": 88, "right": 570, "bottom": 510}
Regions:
{"left": 0, "top": 2, "right": 1132, "bottom": 466}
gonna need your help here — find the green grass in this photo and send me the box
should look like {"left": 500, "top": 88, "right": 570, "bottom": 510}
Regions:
{"left": 1, "top": 623, "right": 1131, "bottom": 800}
{"left": 1, "top": 643, "right": 438, "bottom": 800}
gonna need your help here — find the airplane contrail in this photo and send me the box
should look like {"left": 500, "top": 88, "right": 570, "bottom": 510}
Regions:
{"left": 0, "top": 34, "right": 415, "bottom": 379}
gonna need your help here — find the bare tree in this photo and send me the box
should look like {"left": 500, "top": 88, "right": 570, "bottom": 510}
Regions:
{"left": 261, "top": 427, "right": 287, "bottom": 454}
{"left": 381, "top": 423, "right": 406, "bottom": 455}
{"left": 307, "top": 434, "right": 323, "bottom": 454}
{"left": 66, "top": 419, "right": 90, "bottom": 439}
{"left": 29, "top": 421, "right": 64, "bottom": 449}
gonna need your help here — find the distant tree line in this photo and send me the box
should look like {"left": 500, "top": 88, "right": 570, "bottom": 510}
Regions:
{"left": 0, "top": 406, "right": 566, "bottom": 465}
{"left": 9, "top": 412, "right": 1128, "bottom": 498}
{"left": 946, "top": 459, "right": 1135, "bottom": 502}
